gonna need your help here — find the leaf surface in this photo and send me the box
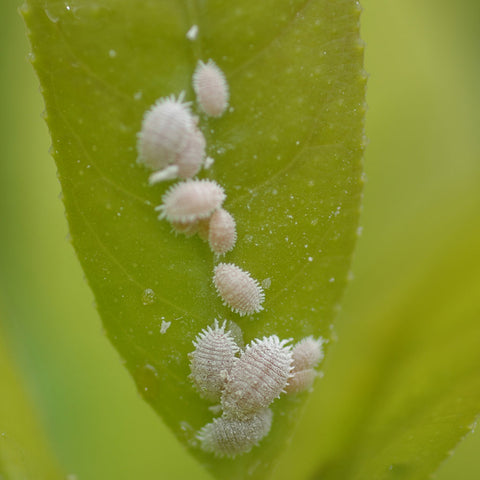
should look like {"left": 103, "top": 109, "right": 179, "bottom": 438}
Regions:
{"left": 22, "top": 0, "right": 365, "bottom": 477}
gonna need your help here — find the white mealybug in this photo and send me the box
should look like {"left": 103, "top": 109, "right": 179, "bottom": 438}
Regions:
{"left": 137, "top": 93, "right": 195, "bottom": 170}
{"left": 156, "top": 179, "right": 226, "bottom": 223}
{"left": 189, "top": 320, "right": 240, "bottom": 402}
{"left": 285, "top": 337, "right": 325, "bottom": 394}
{"left": 149, "top": 127, "right": 206, "bottom": 184}
{"left": 221, "top": 335, "right": 293, "bottom": 418}
{"left": 285, "top": 370, "right": 317, "bottom": 394}
{"left": 197, "top": 408, "right": 273, "bottom": 458}
{"left": 175, "top": 127, "right": 206, "bottom": 178}
{"left": 213, "top": 263, "right": 265, "bottom": 316}
{"left": 291, "top": 337, "right": 324, "bottom": 370}
{"left": 193, "top": 59, "right": 229, "bottom": 117}
{"left": 208, "top": 208, "right": 237, "bottom": 256}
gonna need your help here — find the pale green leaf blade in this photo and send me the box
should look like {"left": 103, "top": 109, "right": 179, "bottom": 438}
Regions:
{"left": 22, "top": 0, "right": 365, "bottom": 477}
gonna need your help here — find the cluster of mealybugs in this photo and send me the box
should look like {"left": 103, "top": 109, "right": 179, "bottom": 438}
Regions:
{"left": 137, "top": 58, "right": 265, "bottom": 312}
{"left": 189, "top": 321, "right": 324, "bottom": 457}
{"left": 136, "top": 50, "right": 325, "bottom": 458}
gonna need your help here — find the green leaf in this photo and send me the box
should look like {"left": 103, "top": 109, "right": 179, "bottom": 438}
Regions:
{"left": 22, "top": 0, "right": 365, "bottom": 477}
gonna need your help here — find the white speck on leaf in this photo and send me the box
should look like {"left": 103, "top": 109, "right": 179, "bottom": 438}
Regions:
{"left": 160, "top": 321, "right": 171, "bottom": 334}
{"left": 142, "top": 288, "right": 156, "bottom": 305}
{"left": 186, "top": 24, "right": 199, "bottom": 41}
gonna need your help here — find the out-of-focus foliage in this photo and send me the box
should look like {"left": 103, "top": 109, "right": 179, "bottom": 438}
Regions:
{"left": 0, "top": 331, "right": 63, "bottom": 479}
{"left": 0, "top": 0, "right": 479, "bottom": 479}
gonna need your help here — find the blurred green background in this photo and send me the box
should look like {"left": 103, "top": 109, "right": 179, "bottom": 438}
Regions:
{"left": 1, "top": 0, "right": 479, "bottom": 479}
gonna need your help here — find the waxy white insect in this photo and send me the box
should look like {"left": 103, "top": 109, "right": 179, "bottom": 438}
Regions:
{"left": 285, "top": 337, "right": 324, "bottom": 394}
{"left": 193, "top": 59, "right": 229, "bottom": 117}
{"left": 149, "top": 127, "right": 206, "bottom": 184}
{"left": 197, "top": 408, "right": 273, "bottom": 458}
{"left": 175, "top": 127, "right": 206, "bottom": 178}
{"left": 285, "top": 369, "right": 317, "bottom": 394}
{"left": 156, "top": 179, "right": 226, "bottom": 223}
{"left": 137, "top": 93, "right": 195, "bottom": 170}
{"left": 208, "top": 208, "right": 237, "bottom": 256}
{"left": 291, "top": 336, "right": 324, "bottom": 370}
{"left": 221, "top": 335, "right": 293, "bottom": 418}
{"left": 213, "top": 263, "right": 265, "bottom": 316}
{"left": 189, "top": 320, "right": 240, "bottom": 402}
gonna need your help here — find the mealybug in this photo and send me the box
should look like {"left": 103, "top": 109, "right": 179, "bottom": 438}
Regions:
{"left": 291, "top": 337, "right": 324, "bottom": 370}
{"left": 193, "top": 59, "right": 229, "bottom": 117}
{"left": 149, "top": 127, "right": 206, "bottom": 184}
{"left": 197, "top": 408, "right": 273, "bottom": 457}
{"left": 137, "top": 93, "right": 195, "bottom": 170}
{"left": 221, "top": 335, "right": 293, "bottom": 418}
{"left": 213, "top": 263, "right": 265, "bottom": 316}
{"left": 189, "top": 320, "right": 240, "bottom": 402}
{"left": 175, "top": 127, "right": 206, "bottom": 178}
{"left": 156, "top": 179, "right": 225, "bottom": 223}
{"left": 285, "top": 337, "right": 324, "bottom": 394}
{"left": 285, "top": 369, "right": 317, "bottom": 394}
{"left": 208, "top": 208, "right": 237, "bottom": 256}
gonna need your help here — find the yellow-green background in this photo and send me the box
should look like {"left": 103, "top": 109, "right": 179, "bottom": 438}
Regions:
{"left": 1, "top": 0, "right": 479, "bottom": 479}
